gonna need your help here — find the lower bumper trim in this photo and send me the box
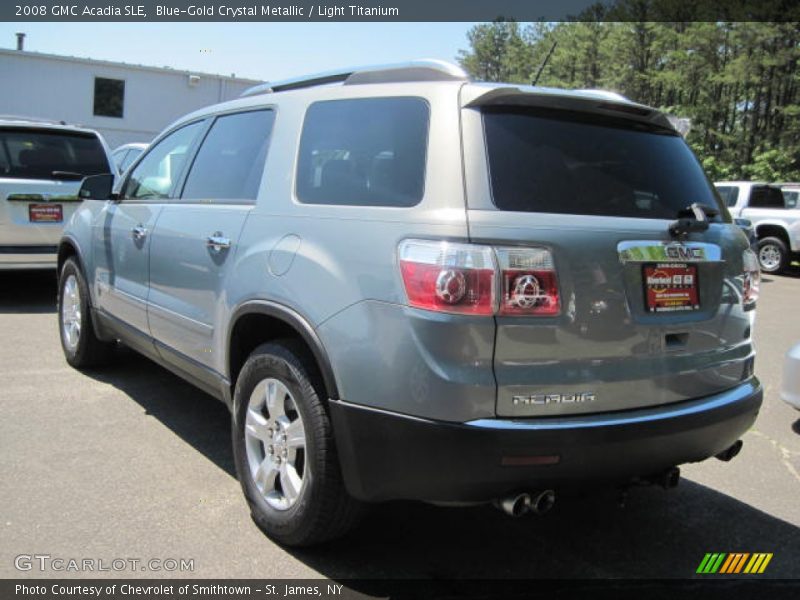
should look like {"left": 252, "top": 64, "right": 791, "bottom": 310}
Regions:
{"left": 329, "top": 380, "right": 762, "bottom": 502}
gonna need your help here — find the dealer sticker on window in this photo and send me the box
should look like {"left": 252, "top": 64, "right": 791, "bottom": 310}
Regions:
{"left": 29, "top": 203, "right": 63, "bottom": 223}
{"left": 643, "top": 263, "right": 700, "bottom": 312}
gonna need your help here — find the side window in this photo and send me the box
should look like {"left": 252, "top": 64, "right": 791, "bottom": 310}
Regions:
{"left": 181, "top": 110, "right": 275, "bottom": 203}
{"left": 119, "top": 147, "right": 141, "bottom": 172}
{"left": 716, "top": 186, "right": 739, "bottom": 207}
{"left": 749, "top": 186, "right": 785, "bottom": 208}
{"left": 0, "top": 141, "right": 10, "bottom": 175}
{"left": 111, "top": 149, "right": 129, "bottom": 171}
{"left": 296, "top": 97, "right": 429, "bottom": 207}
{"left": 122, "top": 122, "right": 203, "bottom": 200}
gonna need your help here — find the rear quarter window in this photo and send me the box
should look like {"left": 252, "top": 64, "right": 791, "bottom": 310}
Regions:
{"left": 0, "top": 128, "right": 110, "bottom": 179}
{"left": 483, "top": 108, "right": 722, "bottom": 220}
{"left": 296, "top": 97, "right": 429, "bottom": 207}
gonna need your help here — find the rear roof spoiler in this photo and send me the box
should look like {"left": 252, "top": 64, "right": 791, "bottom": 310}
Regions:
{"left": 463, "top": 86, "right": 675, "bottom": 132}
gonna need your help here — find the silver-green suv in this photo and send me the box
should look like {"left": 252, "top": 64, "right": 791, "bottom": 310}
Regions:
{"left": 57, "top": 60, "right": 763, "bottom": 546}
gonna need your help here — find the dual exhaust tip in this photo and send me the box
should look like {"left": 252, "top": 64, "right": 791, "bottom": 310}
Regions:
{"left": 497, "top": 490, "right": 556, "bottom": 518}
{"left": 495, "top": 440, "right": 743, "bottom": 518}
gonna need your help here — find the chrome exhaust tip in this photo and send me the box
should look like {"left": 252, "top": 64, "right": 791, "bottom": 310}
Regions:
{"left": 530, "top": 489, "right": 556, "bottom": 515}
{"left": 715, "top": 440, "right": 743, "bottom": 462}
{"left": 497, "top": 493, "right": 531, "bottom": 517}
{"left": 495, "top": 490, "right": 556, "bottom": 517}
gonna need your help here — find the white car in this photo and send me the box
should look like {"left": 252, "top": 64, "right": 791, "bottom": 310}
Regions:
{"left": 782, "top": 343, "right": 800, "bottom": 410}
{"left": 0, "top": 116, "right": 114, "bottom": 269}
{"left": 111, "top": 142, "right": 148, "bottom": 174}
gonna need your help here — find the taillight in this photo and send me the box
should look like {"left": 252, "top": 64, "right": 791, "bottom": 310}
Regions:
{"left": 398, "top": 240, "right": 560, "bottom": 317}
{"left": 496, "top": 247, "right": 560, "bottom": 316}
{"left": 742, "top": 248, "right": 760, "bottom": 307}
{"left": 398, "top": 240, "right": 496, "bottom": 315}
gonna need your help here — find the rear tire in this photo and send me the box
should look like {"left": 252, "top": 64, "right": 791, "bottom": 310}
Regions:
{"left": 58, "top": 257, "right": 113, "bottom": 368}
{"left": 232, "top": 340, "right": 362, "bottom": 546}
{"left": 757, "top": 237, "right": 789, "bottom": 274}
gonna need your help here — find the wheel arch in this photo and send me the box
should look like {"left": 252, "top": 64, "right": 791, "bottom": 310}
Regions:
{"left": 57, "top": 236, "right": 83, "bottom": 275}
{"left": 227, "top": 300, "right": 340, "bottom": 403}
{"left": 754, "top": 223, "right": 790, "bottom": 246}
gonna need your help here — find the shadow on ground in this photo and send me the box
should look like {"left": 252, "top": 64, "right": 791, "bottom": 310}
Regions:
{"left": 0, "top": 270, "right": 57, "bottom": 313}
{"left": 762, "top": 264, "right": 800, "bottom": 285}
{"left": 79, "top": 350, "right": 800, "bottom": 583}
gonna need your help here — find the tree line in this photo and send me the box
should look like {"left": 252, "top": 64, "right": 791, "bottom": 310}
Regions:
{"left": 458, "top": 17, "right": 799, "bottom": 181}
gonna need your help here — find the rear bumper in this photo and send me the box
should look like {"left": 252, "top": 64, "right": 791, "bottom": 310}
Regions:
{"left": 0, "top": 245, "right": 57, "bottom": 269}
{"left": 330, "top": 379, "right": 762, "bottom": 502}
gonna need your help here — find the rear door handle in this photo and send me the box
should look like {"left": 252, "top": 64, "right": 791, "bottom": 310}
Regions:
{"left": 206, "top": 232, "right": 231, "bottom": 253}
{"left": 132, "top": 225, "right": 147, "bottom": 241}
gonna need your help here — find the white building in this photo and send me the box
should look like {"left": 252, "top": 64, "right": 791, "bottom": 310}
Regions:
{"left": 0, "top": 43, "right": 261, "bottom": 149}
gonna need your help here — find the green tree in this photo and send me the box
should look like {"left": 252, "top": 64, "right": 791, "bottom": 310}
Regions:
{"left": 457, "top": 16, "right": 800, "bottom": 181}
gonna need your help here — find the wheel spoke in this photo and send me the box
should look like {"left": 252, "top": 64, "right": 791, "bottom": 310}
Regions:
{"left": 280, "top": 464, "right": 302, "bottom": 503}
{"left": 284, "top": 418, "right": 306, "bottom": 449}
{"left": 265, "top": 380, "right": 286, "bottom": 418}
{"left": 61, "top": 274, "right": 82, "bottom": 352}
{"left": 253, "top": 457, "right": 278, "bottom": 493}
{"left": 245, "top": 408, "right": 271, "bottom": 442}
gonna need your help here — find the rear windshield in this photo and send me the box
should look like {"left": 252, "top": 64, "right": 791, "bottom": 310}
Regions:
{"left": 0, "top": 128, "right": 110, "bottom": 180}
{"left": 483, "top": 109, "right": 723, "bottom": 219}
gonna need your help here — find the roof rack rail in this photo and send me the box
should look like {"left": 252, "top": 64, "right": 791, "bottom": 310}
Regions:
{"left": 240, "top": 59, "right": 469, "bottom": 98}
{"left": 0, "top": 114, "right": 70, "bottom": 126}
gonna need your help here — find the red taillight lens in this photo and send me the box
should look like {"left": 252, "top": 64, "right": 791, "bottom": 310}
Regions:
{"left": 398, "top": 240, "right": 560, "bottom": 317}
{"left": 398, "top": 240, "right": 496, "bottom": 315}
{"left": 496, "top": 247, "right": 560, "bottom": 316}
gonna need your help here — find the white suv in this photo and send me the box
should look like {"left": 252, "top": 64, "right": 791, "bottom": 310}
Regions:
{"left": 0, "top": 117, "right": 114, "bottom": 269}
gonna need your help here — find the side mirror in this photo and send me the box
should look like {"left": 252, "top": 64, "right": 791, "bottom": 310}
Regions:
{"left": 78, "top": 173, "right": 116, "bottom": 201}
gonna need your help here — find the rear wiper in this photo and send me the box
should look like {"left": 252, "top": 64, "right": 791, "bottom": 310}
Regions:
{"left": 51, "top": 171, "right": 84, "bottom": 181}
{"left": 669, "top": 203, "right": 718, "bottom": 238}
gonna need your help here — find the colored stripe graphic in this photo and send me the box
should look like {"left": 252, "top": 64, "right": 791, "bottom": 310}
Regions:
{"left": 759, "top": 554, "right": 773, "bottom": 573}
{"left": 733, "top": 553, "right": 750, "bottom": 573}
{"left": 719, "top": 553, "right": 736, "bottom": 574}
{"left": 698, "top": 553, "right": 727, "bottom": 573}
{"left": 697, "top": 552, "right": 773, "bottom": 574}
{"left": 744, "top": 554, "right": 761, "bottom": 573}
{"left": 719, "top": 554, "right": 736, "bottom": 574}
{"left": 697, "top": 553, "right": 713, "bottom": 574}
{"left": 710, "top": 553, "right": 726, "bottom": 573}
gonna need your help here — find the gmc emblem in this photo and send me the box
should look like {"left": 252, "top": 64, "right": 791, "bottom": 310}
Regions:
{"left": 665, "top": 245, "right": 704, "bottom": 261}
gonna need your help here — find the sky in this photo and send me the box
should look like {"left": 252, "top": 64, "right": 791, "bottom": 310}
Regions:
{"left": 0, "top": 22, "right": 477, "bottom": 81}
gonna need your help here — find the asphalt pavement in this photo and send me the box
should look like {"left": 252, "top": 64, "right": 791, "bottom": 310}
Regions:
{"left": 1, "top": 268, "right": 798, "bottom": 584}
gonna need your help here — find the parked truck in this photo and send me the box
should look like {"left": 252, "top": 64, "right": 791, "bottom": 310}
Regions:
{"left": 715, "top": 181, "right": 800, "bottom": 273}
